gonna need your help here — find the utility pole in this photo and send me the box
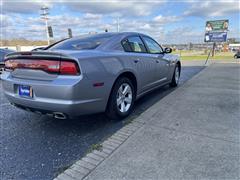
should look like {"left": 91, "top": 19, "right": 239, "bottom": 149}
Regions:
{"left": 40, "top": 6, "right": 50, "bottom": 45}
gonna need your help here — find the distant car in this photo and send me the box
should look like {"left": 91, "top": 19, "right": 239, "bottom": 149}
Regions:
{"left": 2, "top": 32, "right": 181, "bottom": 119}
{"left": 234, "top": 51, "right": 240, "bottom": 59}
{"left": 0, "top": 48, "right": 15, "bottom": 74}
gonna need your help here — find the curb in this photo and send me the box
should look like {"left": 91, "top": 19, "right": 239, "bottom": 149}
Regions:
{"left": 54, "top": 120, "right": 145, "bottom": 180}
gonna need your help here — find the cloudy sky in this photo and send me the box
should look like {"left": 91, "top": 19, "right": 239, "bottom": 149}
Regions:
{"left": 0, "top": 0, "right": 239, "bottom": 44}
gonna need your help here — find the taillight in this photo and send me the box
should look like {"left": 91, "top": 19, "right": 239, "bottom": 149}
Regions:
{"left": 5, "top": 59, "right": 80, "bottom": 75}
{"left": 60, "top": 61, "right": 79, "bottom": 75}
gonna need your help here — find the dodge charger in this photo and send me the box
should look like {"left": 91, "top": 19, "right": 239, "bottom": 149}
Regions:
{"left": 1, "top": 32, "right": 181, "bottom": 119}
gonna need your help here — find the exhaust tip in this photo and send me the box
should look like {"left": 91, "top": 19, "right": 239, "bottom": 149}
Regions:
{"left": 53, "top": 112, "right": 67, "bottom": 120}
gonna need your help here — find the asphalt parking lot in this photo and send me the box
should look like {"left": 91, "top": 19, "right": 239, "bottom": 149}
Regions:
{"left": 0, "top": 61, "right": 205, "bottom": 180}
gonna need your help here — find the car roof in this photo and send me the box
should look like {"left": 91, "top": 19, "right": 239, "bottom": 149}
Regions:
{"left": 70, "top": 32, "right": 144, "bottom": 40}
{"left": 49, "top": 32, "right": 152, "bottom": 51}
{"left": 49, "top": 32, "right": 148, "bottom": 51}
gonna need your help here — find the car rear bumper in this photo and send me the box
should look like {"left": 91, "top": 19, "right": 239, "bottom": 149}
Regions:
{"left": 1, "top": 71, "right": 112, "bottom": 117}
{"left": 4, "top": 91, "right": 104, "bottom": 116}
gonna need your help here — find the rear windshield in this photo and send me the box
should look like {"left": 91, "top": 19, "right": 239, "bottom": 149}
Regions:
{"left": 49, "top": 34, "right": 114, "bottom": 50}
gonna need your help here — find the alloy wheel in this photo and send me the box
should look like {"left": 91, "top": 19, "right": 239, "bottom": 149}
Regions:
{"left": 175, "top": 66, "right": 180, "bottom": 84}
{"left": 116, "top": 83, "right": 133, "bottom": 113}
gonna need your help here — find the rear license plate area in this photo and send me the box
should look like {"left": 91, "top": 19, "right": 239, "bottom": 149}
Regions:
{"left": 18, "top": 85, "right": 33, "bottom": 98}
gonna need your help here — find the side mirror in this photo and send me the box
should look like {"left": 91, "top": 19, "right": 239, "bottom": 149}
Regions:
{"left": 164, "top": 47, "right": 172, "bottom": 54}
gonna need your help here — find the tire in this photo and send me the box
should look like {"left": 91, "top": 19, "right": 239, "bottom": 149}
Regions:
{"left": 170, "top": 64, "right": 180, "bottom": 87}
{"left": 106, "top": 77, "right": 135, "bottom": 120}
{"left": 234, "top": 55, "right": 238, "bottom": 59}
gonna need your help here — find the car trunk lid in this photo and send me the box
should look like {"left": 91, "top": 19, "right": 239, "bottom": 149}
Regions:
{"left": 4, "top": 51, "right": 80, "bottom": 81}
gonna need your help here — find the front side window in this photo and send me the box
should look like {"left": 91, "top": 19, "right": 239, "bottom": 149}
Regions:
{"left": 142, "top": 36, "right": 163, "bottom": 54}
{"left": 122, "top": 36, "right": 147, "bottom": 53}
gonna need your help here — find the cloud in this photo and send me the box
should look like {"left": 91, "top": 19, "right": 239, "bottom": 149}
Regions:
{"left": 184, "top": 0, "right": 240, "bottom": 17}
{"left": 1, "top": 3, "right": 182, "bottom": 42}
{"left": 0, "top": 14, "right": 46, "bottom": 40}
{"left": 83, "top": 13, "right": 102, "bottom": 20}
{"left": 0, "top": 0, "right": 178, "bottom": 42}
{"left": 111, "top": 15, "right": 181, "bottom": 42}
{"left": 163, "top": 27, "right": 204, "bottom": 44}
{"left": 62, "top": 0, "right": 166, "bottom": 17}
{"left": 1, "top": 0, "right": 237, "bottom": 44}
{"left": 0, "top": 0, "right": 165, "bottom": 17}
{"left": 0, "top": 0, "right": 52, "bottom": 14}
{"left": 153, "top": 15, "right": 181, "bottom": 24}
{"left": 0, "top": 14, "right": 14, "bottom": 28}
{"left": 1, "top": 13, "right": 108, "bottom": 40}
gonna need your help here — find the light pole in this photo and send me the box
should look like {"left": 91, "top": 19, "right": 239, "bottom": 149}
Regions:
{"left": 40, "top": 6, "right": 50, "bottom": 45}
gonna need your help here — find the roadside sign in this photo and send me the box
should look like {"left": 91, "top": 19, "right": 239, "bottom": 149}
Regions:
{"left": 68, "top": 28, "right": 72, "bottom": 38}
{"left": 205, "top": 20, "right": 229, "bottom": 32}
{"left": 204, "top": 19, "right": 228, "bottom": 43}
{"left": 204, "top": 19, "right": 229, "bottom": 62}
{"left": 205, "top": 32, "right": 227, "bottom": 42}
{"left": 48, "top": 26, "right": 53, "bottom": 38}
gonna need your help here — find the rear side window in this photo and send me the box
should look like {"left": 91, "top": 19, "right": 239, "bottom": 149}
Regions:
{"left": 142, "top": 36, "right": 163, "bottom": 54}
{"left": 122, "top": 36, "right": 147, "bottom": 53}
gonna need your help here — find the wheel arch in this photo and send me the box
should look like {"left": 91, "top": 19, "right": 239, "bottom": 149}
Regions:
{"left": 116, "top": 71, "right": 138, "bottom": 94}
{"left": 105, "top": 71, "right": 138, "bottom": 111}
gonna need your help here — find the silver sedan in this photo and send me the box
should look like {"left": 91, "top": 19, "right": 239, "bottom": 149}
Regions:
{"left": 1, "top": 32, "right": 181, "bottom": 119}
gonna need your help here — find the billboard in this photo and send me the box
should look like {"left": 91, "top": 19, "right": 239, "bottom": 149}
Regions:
{"left": 204, "top": 19, "right": 228, "bottom": 42}
{"left": 205, "top": 32, "right": 227, "bottom": 42}
{"left": 205, "top": 20, "right": 229, "bottom": 32}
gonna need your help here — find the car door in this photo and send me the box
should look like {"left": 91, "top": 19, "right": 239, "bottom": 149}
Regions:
{"left": 141, "top": 36, "right": 170, "bottom": 84}
{"left": 122, "top": 36, "right": 158, "bottom": 93}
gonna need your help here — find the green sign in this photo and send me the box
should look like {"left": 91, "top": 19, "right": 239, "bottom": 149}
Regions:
{"left": 205, "top": 20, "right": 229, "bottom": 32}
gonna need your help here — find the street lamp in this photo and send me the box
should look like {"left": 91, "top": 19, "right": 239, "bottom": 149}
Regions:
{"left": 40, "top": 6, "right": 50, "bottom": 45}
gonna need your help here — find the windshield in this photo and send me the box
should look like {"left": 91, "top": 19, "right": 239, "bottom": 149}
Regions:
{"left": 49, "top": 34, "right": 114, "bottom": 50}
